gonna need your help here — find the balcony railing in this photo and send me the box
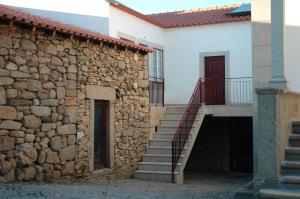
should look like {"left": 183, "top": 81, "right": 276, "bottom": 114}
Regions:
{"left": 171, "top": 77, "right": 252, "bottom": 182}
{"left": 149, "top": 76, "right": 164, "bottom": 106}
{"left": 204, "top": 77, "right": 253, "bottom": 105}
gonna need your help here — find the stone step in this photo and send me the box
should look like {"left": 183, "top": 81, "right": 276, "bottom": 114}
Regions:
{"left": 142, "top": 154, "right": 184, "bottom": 163}
{"left": 157, "top": 125, "right": 195, "bottom": 133}
{"left": 154, "top": 132, "right": 176, "bottom": 139}
{"left": 285, "top": 147, "right": 300, "bottom": 161}
{"left": 138, "top": 162, "right": 181, "bottom": 172}
{"left": 163, "top": 113, "right": 184, "bottom": 120}
{"left": 282, "top": 161, "right": 300, "bottom": 176}
{"left": 153, "top": 132, "right": 193, "bottom": 140}
{"left": 150, "top": 139, "right": 191, "bottom": 147}
{"left": 281, "top": 175, "right": 300, "bottom": 190}
{"left": 165, "top": 106, "right": 186, "bottom": 113}
{"left": 160, "top": 119, "right": 201, "bottom": 126}
{"left": 156, "top": 125, "right": 179, "bottom": 132}
{"left": 150, "top": 139, "right": 173, "bottom": 147}
{"left": 134, "top": 170, "right": 178, "bottom": 183}
{"left": 160, "top": 119, "right": 181, "bottom": 126}
{"left": 146, "top": 146, "right": 187, "bottom": 155}
{"left": 289, "top": 135, "right": 300, "bottom": 147}
{"left": 292, "top": 121, "right": 300, "bottom": 134}
{"left": 260, "top": 189, "right": 300, "bottom": 199}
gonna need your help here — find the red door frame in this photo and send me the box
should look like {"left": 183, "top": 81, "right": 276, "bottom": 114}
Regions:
{"left": 94, "top": 100, "right": 109, "bottom": 170}
{"left": 204, "top": 56, "right": 226, "bottom": 105}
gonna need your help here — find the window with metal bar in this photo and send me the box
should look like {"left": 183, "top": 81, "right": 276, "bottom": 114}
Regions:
{"left": 149, "top": 49, "right": 164, "bottom": 106}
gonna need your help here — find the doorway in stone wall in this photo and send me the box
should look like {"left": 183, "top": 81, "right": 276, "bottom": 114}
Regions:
{"left": 94, "top": 100, "right": 109, "bottom": 169}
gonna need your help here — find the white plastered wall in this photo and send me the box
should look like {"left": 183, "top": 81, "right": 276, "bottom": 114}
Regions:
{"left": 164, "top": 22, "right": 252, "bottom": 104}
{"left": 285, "top": 0, "right": 300, "bottom": 92}
{"left": 108, "top": 6, "right": 166, "bottom": 46}
{"left": 109, "top": 6, "right": 252, "bottom": 105}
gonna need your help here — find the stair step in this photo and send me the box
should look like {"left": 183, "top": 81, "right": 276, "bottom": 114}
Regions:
{"left": 289, "top": 135, "right": 300, "bottom": 147}
{"left": 154, "top": 132, "right": 193, "bottom": 140}
{"left": 154, "top": 132, "right": 176, "bottom": 139}
{"left": 134, "top": 170, "right": 179, "bottom": 183}
{"left": 163, "top": 113, "right": 184, "bottom": 120}
{"left": 165, "top": 106, "right": 186, "bottom": 113}
{"left": 283, "top": 175, "right": 300, "bottom": 184}
{"left": 134, "top": 105, "right": 203, "bottom": 183}
{"left": 156, "top": 125, "right": 179, "bottom": 132}
{"left": 157, "top": 125, "right": 195, "bottom": 133}
{"left": 160, "top": 120, "right": 181, "bottom": 126}
{"left": 286, "top": 147, "right": 300, "bottom": 161}
{"left": 146, "top": 146, "right": 187, "bottom": 155}
{"left": 286, "top": 147, "right": 300, "bottom": 154}
{"left": 260, "top": 189, "right": 300, "bottom": 199}
{"left": 281, "top": 175, "right": 300, "bottom": 190}
{"left": 282, "top": 161, "right": 300, "bottom": 176}
{"left": 150, "top": 139, "right": 192, "bottom": 147}
{"left": 292, "top": 121, "right": 300, "bottom": 134}
{"left": 138, "top": 162, "right": 181, "bottom": 172}
{"left": 160, "top": 119, "right": 201, "bottom": 126}
{"left": 283, "top": 161, "right": 300, "bottom": 168}
{"left": 142, "top": 154, "right": 184, "bottom": 163}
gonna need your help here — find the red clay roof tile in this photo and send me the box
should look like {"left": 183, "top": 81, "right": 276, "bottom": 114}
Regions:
{"left": 110, "top": 1, "right": 251, "bottom": 28}
{"left": 148, "top": 4, "right": 251, "bottom": 28}
{"left": 0, "top": 4, "right": 152, "bottom": 53}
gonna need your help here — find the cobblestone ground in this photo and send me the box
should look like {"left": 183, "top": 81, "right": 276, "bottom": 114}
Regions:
{"left": 0, "top": 172, "right": 251, "bottom": 199}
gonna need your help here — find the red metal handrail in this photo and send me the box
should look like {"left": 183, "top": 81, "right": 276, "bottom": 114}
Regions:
{"left": 171, "top": 77, "right": 253, "bottom": 182}
{"left": 171, "top": 78, "right": 203, "bottom": 182}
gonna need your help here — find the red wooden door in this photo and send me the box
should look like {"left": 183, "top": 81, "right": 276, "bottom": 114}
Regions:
{"left": 94, "top": 100, "right": 109, "bottom": 169}
{"left": 205, "top": 56, "right": 225, "bottom": 105}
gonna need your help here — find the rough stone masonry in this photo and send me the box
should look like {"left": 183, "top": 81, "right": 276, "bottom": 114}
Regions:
{"left": 0, "top": 23, "right": 150, "bottom": 181}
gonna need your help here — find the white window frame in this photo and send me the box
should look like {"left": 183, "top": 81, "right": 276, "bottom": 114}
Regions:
{"left": 150, "top": 49, "right": 164, "bottom": 81}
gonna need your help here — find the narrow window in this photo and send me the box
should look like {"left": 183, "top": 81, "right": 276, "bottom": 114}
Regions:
{"left": 94, "top": 100, "right": 109, "bottom": 169}
{"left": 149, "top": 49, "right": 164, "bottom": 106}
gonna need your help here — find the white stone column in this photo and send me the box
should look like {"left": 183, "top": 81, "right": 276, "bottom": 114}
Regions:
{"left": 269, "top": 0, "right": 288, "bottom": 88}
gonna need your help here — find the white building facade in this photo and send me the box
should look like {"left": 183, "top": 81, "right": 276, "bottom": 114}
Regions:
{"left": 17, "top": 0, "right": 253, "bottom": 106}
{"left": 108, "top": 2, "right": 252, "bottom": 105}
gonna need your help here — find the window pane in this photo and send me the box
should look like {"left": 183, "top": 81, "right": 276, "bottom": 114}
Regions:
{"left": 157, "top": 50, "right": 163, "bottom": 79}
{"left": 151, "top": 51, "right": 157, "bottom": 77}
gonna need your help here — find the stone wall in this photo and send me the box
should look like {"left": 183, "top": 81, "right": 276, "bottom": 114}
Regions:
{"left": 254, "top": 88, "right": 300, "bottom": 197}
{"left": 0, "top": 23, "right": 150, "bottom": 181}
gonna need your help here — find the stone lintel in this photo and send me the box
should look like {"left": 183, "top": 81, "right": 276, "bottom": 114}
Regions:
{"left": 86, "top": 85, "right": 116, "bottom": 101}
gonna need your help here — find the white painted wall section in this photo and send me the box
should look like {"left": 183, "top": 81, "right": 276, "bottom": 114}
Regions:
{"left": 164, "top": 22, "right": 252, "bottom": 104}
{"left": 285, "top": 0, "right": 300, "bottom": 92}
{"left": 16, "top": 7, "right": 110, "bottom": 34}
{"left": 108, "top": 6, "right": 165, "bottom": 46}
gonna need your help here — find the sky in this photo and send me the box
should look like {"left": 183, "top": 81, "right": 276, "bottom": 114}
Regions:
{"left": 117, "top": 0, "right": 251, "bottom": 14}
{"left": 0, "top": 0, "right": 251, "bottom": 15}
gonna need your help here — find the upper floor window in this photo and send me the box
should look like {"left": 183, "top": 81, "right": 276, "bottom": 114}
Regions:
{"left": 150, "top": 49, "right": 164, "bottom": 80}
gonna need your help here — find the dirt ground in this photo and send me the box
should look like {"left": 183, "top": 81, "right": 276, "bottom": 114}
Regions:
{"left": 0, "top": 172, "right": 252, "bottom": 199}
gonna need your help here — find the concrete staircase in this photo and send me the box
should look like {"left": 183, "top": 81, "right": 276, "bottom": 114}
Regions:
{"left": 260, "top": 121, "right": 300, "bottom": 198}
{"left": 134, "top": 105, "right": 207, "bottom": 184}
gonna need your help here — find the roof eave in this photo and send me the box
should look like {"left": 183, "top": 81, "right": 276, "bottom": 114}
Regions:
{"left": 0, "top": 4, "right": 153, "bottom": 53}
{"left": 109, "top": 1, "right": 167, "bottom": 28}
